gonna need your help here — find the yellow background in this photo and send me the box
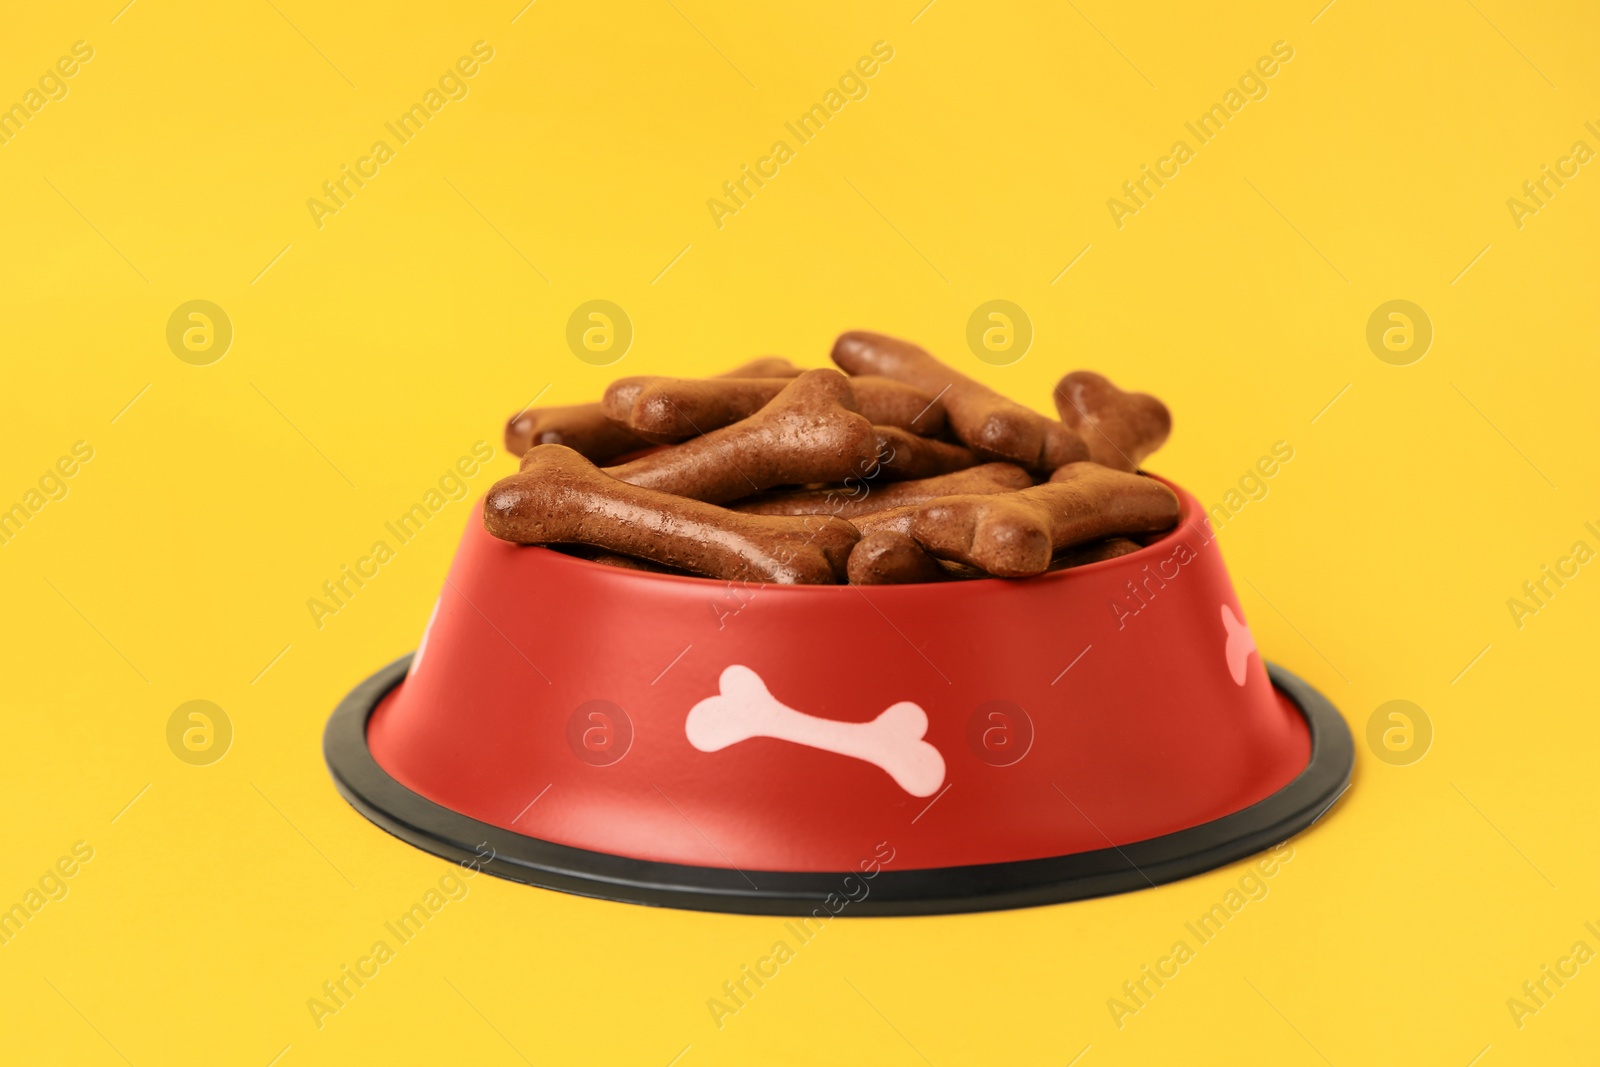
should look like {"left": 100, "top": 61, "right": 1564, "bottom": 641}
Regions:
{"left": 2, "top": 0, "right": 1596, "bottom": 1063}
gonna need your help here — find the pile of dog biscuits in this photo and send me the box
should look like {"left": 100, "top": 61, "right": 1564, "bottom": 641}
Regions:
{"left": 485, "top": 331, "right": 1178, "bottom": 584}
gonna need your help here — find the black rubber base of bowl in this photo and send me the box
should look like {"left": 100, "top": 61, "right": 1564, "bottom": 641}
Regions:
{"left": 324, "top": 655, "right": 1352, "bottom": 916}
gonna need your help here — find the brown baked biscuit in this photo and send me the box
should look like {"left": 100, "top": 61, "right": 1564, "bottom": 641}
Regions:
{"left": 505, "top": 357, "right": 805, "bottom": 458}
{"left": 873, "top": 426, "right": 977, "bottom": 479}
{"left": 733, "top": 462, "right": 1032, "bottom": 518}
{"left": 1052, "top": 371, "right": 1171, "bottom": 472}
{"left": 603, "top": 369, "right": 878, "bottom": 504}
{"left": 911, "top": 463, "right": 1179, "bottom": 577}
{"left": 604, "top": 375, "right": 946, "bottom": 443}
{"left": 484, "top": 445, "right": 858, "bottom": 584}
{"left": 832, "top": 330, "right": 1088, "bottom": 472}
{"left": 504, "top": 403, "right": 651, "bottom": 463}
{"left": 847, "top": 531, "right": 951, "bottom": 585}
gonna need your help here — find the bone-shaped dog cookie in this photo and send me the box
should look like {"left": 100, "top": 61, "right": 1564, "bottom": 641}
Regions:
{"left": 1221, "top": 603, "right": 1258, "bottom": 686}
{"left": 685, "top": 665, "right": 946, "bottom": 797}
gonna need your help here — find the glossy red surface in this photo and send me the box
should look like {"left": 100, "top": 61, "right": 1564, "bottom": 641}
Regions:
{"left": 366, "top": 478, "right": 1309, "bottom": 872}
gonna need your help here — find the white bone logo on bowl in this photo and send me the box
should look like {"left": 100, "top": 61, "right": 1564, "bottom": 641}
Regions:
{"left": 1221, "top": 603, "right": 1258, "bottom": 687}
{"left": 685, "top": 665, "right": 946, "bottom": 797}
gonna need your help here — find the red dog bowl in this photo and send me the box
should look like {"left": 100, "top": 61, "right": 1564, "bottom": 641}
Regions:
{"left": 324, "top": 476, "right": 1350, "bottom": 915}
